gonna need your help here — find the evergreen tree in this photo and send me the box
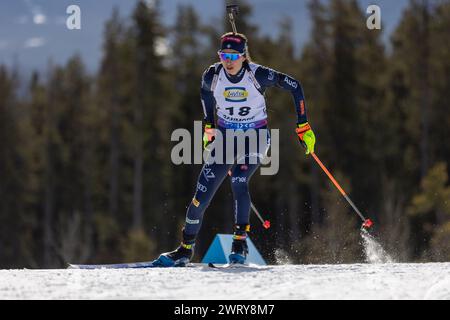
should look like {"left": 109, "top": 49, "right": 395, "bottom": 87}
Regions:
{"left": 53, "top": 56, "right": 94, "bottom": 265}
{"left": 428, "top": 1, "right": 450, "bottom": 172}
{"left": 296, "top": 0, "right": 389, "bottom": 262}
{"left": 300, "top": 0, "right": 332, "bottom": 228}
{"left": 387, "top": 0, "right": 450, "bottom": 260}
{"left": 99, "top": 7, "right": 124, "bottom": 220}
{"left": 408, "top": 162, "right": 450, "bottom": 261}
{"left": 95, "top": 7, "right": 132, "bottom": 262}
{"left": 0, "top": 66, "right": 26, "bottom": 267}
{"left": 129, "top": 0, "right": 166, "bottom": 257}
{"left": 26, "top": 57, "right": 95, "bottom": 267}
{"left": 19, "top": 71, "right": 47, "bottom": 267}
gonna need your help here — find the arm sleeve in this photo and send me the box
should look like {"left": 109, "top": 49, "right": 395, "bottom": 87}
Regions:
{"left": 200, "top": 66, "right": 217, "bottom": 126}
{"left": 254, "top": 65, "right": 308, "bottom": 124}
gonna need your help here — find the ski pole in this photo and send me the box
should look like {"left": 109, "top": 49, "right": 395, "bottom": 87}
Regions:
{"left": 250, "top": 202, "right": 271, "bottom": 229}
{"left": 310, "top": 152, "right": 373, "bottom": 230}
{"left": 228, "top": 170, "right": 271, "bottom": 229}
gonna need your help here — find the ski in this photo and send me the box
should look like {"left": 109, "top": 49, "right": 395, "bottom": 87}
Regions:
{"left": 207, "top": 262, "right": 269, "bottom": 270}
{"left": 68, "top": 260, "right": 163, "bottom": 269}
{"left": 67, "top": 261, "right": 268, "bottom": 270}
{"left": 68, "top": 262, "right": 211, "bottom": 269}
{"left": 208, "top": 262, "right": 250, "bottom": 269}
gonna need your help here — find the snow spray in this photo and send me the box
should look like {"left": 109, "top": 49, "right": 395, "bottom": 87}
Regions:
{"left": 360, "top": 230, "right": 395, "bottom": 263}
{"left": 274, "top": 248, "right": 293, "bottom": 265}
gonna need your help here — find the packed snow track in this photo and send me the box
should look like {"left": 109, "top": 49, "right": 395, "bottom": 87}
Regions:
{"left": 0, "top": 263, "right": 448, "bottom": 299}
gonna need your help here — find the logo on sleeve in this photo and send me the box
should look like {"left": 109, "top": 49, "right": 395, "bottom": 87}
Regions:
{"left": 284, "top": 76, "right": 298, "bottom": 89}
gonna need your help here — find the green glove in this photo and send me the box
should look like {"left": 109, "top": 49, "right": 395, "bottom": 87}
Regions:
{"left": 203, "top": 123, "right": 215, "bottom": 150}
{"left": 296, "top": 122, "right": 316, "bottom": 155}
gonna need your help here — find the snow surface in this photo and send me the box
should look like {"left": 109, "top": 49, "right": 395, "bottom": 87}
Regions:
{"left": 0, "top": 262, "right": 449, "bottom": 300}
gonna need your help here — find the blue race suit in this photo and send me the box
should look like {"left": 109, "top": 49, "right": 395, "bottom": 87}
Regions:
{"left": 183, "top": 61, "right": 308, "bottom": 240}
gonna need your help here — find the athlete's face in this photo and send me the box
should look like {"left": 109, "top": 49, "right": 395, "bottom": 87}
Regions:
{"left": 219, "top": 49, "right": 245, "bottom": 75}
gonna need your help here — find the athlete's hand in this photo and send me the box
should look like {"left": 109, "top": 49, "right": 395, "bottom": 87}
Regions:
{"left": 296, "top": 122, "right": 316, "bottom": 155}
{"left": 203, "top": 123, "right": 216, "bottom": 150}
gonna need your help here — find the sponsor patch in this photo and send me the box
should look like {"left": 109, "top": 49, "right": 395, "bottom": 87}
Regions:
{"left": 300, "top": 100, "right": 305, "bottom": 115}
{"left": 192, "top": 198, "right": 200, "bottom": 207}
{"left": 284, "top": 76, "right": 298, "bottom": 89}
{"left": 202, "top": 167, "right": 215, "bottom": 181}
{"left": 222, "top": 36, "right": 242, "bottom": 43}
{"left": 223, "top": 87, "right": 248, "bottom": 102}
{"left": 197, "top": 182, "right": 208, "bottom": 193}
{"left": 186, "top": 217, "right": 200, "bottom": 224}
{"left": 232, "top": 176, "right": 247, "bottom": 183}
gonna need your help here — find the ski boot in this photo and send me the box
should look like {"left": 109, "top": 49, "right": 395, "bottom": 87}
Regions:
{"left": 228, "top": 224, "right": 250, "bottom": 265}
{"left": 153, "top": 232, "right": 195, "bottom": 267}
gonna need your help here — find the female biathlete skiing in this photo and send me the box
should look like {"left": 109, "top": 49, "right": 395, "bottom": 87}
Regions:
{"left": 152, "top": 32, "right": 316, "bottom": 267}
